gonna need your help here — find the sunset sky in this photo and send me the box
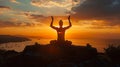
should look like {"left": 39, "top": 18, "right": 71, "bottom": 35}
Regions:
{"left": 0, "top": 0, "right": 120, "bottom": 39}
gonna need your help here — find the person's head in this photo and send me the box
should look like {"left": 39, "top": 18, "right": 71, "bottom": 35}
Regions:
{"left": 59, "top": 20, "right": 63, "bottom": 27}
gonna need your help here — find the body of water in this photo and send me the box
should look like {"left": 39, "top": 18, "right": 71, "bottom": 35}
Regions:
{"left": 0, "top": 38, "right": 120, "bottom": 52}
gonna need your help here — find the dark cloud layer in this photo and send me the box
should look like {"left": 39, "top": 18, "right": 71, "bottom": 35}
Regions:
{"left": 0, "top": 20, "right": 34, "bottom": 28}
{"left": 0, "top": 21, "right": 16, "bottom": 27}
{"left": 72, "top": 0, "right": 120, "bottom": 19}
{"left": 0, "top": 6, "right": 11, "bottom": 9}
{"left": 71, "top": 0, "right": 120, "bottom": 26}
{"left": 30, "top": 14, "right": 46, "bottom": 19}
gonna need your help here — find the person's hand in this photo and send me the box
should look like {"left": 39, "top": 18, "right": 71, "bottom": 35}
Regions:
{"left": 68, "top": 16, "right": 70, "bottom": 20}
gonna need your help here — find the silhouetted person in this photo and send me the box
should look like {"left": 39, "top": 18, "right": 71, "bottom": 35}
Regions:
{"left": 50, "top": 16, "right": 72, "bottom": 42}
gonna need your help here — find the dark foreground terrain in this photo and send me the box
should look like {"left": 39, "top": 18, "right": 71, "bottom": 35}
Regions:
{"left": 0, "top": 42, "right": 120, "bottom": 67}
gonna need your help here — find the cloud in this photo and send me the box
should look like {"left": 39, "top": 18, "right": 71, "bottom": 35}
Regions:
{"left": 0, "top": 6, "right": 11, "bottom": 9}
{"left": 0, "top": 8, "right": 46, "bottom": 28}
{"left": 31, "top": 0, "right": 80, "bottom": 8}
{"left": 0, "top": 20, "right": 36, "bottom": 28}
{"left": 1, "top": 0, "right": 120, "bottom": 28}
{"left": 0, "top": 13, "right": 37, "bottom": 27}
{"left": 78, "top": 20, "right": 120, "bottom": 29}
{"left": 10, "top": 0, "right": 20, "bottom": 3}
{"left": 23, "top": 11, "right": 49, "bottom": 23}
{"left": 0, "top": 20, "right": 18, "bottom": 27}
{"left": 0, "top": 0, "right": 80, "bottom": 16}
{"left": 31, "top": 0, "right": 81, "bottom": 16}
{"left": 72, "top": 0, "right": 120, "bottom": 19}
{"left": 29, "top": 14, "right": 46, "bottom": 19}
{"left": 71, "top": 0, "right": 120, "bottom": 26}
{"left": 0, "top": 6, "right": 11, "bottom": 14}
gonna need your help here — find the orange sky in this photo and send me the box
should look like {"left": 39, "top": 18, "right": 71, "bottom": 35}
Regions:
{"left": 1, "top": 18, "right": 120, "bottom": 39}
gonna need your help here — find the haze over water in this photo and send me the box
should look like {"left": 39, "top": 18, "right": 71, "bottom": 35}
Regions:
{"left": 0, "top": 38, "right": 120, "bottom": 52}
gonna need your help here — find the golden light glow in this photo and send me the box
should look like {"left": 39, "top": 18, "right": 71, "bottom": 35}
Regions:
{"left": 0, "top": 19, "right": 120, "bottom": 39}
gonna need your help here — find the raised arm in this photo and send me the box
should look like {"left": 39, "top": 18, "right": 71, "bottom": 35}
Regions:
{"left": 50, "top": 16, "right": 57, "bottom": 29}
{"left": 64, "top": 16, "right": 72, "bottom": 29}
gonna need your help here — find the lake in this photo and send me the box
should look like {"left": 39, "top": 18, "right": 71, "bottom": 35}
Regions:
{"left": 0, "top": 38, "right": 120, "bottom": 52}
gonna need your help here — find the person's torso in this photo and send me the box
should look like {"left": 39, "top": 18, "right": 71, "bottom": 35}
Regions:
{"left": 56, "top": 28, "right": 66, "bottom": 36}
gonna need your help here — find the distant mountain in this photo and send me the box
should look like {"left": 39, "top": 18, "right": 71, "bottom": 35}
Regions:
{"left": 0, "top": 35, "right": 31, "bottom": 44}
